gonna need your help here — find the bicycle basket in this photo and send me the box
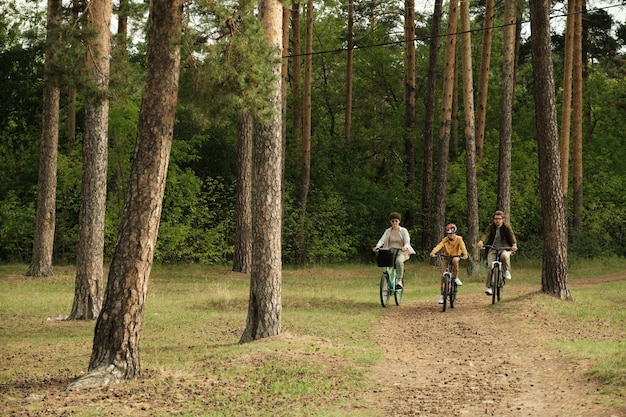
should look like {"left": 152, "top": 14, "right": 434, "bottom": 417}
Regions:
{"left": 376, "top": 249, "right": 395, "bottom": 267}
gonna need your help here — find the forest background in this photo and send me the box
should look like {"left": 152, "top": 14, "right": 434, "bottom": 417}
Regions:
{"left": 1, "top": 0, "right": 626, "bottom": 268}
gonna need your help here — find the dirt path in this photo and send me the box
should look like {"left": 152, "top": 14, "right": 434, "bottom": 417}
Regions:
{"left": 364, "top": 274, "right": 626, "bottom": 417}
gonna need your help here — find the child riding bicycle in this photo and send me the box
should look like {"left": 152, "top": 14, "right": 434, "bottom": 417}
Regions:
{"left": 430, "top": 223, "right": 468, "bottom": 304}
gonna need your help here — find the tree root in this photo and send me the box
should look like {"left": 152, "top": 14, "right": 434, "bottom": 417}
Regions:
{"left": 67, "top": 364, "right": 126, "bottom": 391}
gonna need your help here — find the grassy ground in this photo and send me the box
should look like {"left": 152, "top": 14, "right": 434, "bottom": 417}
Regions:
{"left": 0, "top": 257, "right": 624, "bottom": 416}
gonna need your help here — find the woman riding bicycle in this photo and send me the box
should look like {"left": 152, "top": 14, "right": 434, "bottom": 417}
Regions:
{"left": 373, "top": 212, "right": 416, "bottom": 290}
{"left": 477, "top": 210, "right": 518, "bottom": 296}
{"left": 430, "top": 223, "right": 468, "bottom": 304}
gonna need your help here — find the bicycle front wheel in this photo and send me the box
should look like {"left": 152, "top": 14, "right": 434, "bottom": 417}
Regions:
{"left": 496, "top": 274, "right": 503, "bottom": 302}
{"left": 442, "top": 276, "right": 449, "bottom": 312}
{"left": 450, "top": 282, "right": 457, "bottom": 309}
{"left": 380, "top": 272, "right": 391, "bottom": 307}
{"left": 394, "top": 282, "right": 403, "bottom": 306}
{"left": 490, "top": 267, "right": 499, "bottom": 305}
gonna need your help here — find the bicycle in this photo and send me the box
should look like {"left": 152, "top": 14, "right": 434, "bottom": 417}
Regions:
{"left": 484, "top": 245, "right": 513, "bottom": 304}
{"left": 375, "top": 248, "right": 403, "bottom": 307}
{"left": 439, "top": 255, "right": 462, "bottom": 312}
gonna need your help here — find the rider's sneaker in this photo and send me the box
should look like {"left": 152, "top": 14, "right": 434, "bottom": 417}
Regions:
{"left": 504, "top": 270, "right": 512, "bottom": 279}
{"left": 454, "top": 278, "right": 463, "bottom": 286}
{"left": 395, "top": 280, "right": 403, "bottom": 290}
{"left": 485, "top": 287, "right": 493, "bottom": 295}
{"left": 438, "top": 295, "right": 444, "bottom": 304}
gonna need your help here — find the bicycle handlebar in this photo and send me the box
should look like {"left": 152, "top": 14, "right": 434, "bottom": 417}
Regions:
{"left": 483, "top": 245, "right": 513, "bottom": 252}
{"left": 434, "top": 254, "right": 467, "bottom": 260}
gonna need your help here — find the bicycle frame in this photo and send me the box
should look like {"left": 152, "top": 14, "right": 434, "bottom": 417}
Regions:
{"left": 377, "top": 248, "right": 403, "bottom": 307}
{"left": 440, "top": 255, "right": 459, "bottom": 312}
{"left": 485, "top": 245, "right": 512, "bottom": 304}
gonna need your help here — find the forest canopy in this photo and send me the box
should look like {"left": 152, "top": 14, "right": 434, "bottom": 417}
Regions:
{"left": 1, "top": 0, "right": 626, "bottom": 266}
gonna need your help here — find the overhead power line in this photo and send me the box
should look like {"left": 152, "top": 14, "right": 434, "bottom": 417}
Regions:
{"left": 284, "top": 3, "right": 625, "bottom": 58}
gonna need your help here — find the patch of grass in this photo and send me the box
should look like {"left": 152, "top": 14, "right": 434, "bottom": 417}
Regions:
{"left": 527, "top": 278, "right": 626, "bottom": 404}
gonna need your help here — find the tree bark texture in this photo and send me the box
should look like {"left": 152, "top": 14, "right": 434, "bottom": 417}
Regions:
{"left": 233, "top": 112, "right": 253, "bottom": 273}
{"left": 26, "top": 0, "right": 62, "bottom": 278}
{"left": 496, "top": 0, "right": 517, "bottom": 217}
{"left": 421, "top": 0, "right": 443, "bottom": 249}
{"left": 345, "top": 0, "right": 354, "bottom": 142}
{"left": 240, "top": 0, "right": 283, "bottom": 343}
{"left": 68, "top": 0, "right": 183, "bottom": 389}
{"left": 434, "top": 0, "right": 458, "bottom": 242}
{"left": 461, "top": 0, "right": 479, "bottom": 270}
{"left": 475, "top": 0, "right": 494, "bottom": 159}
{"left": 528, "top": 0, "right": 572, "bottom": 300}
{"left": 560, "top": 0, "right": 575, "bottom": 195}
{"left": 295, "top": 0, "right": 312, "bottom": 265}
{"left": 404, "top": 0, "right": 416, "bottom": 227}
{"left": 290, "top": 1, "right": 302, "bottom": 171}
{"left": 70, "top": 0, "right": 112, "bottom": 321}
{"left": 572, "top": 0, "right": 583, "bottom": 229}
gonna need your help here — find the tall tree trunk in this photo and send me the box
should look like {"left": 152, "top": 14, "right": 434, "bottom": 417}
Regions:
{"left": 295, "top": 0, "right": 312, "bottom": 265}
{"left": 26, "top": 0, "right": 62, "bottom": 278}
{"left": 69, "top": 0, "right": 112, "bottom": 320}
{"left": 404, "top": 0, "right": 416, "bottom": 227}
{"left": 460, "top": 0, "right": 479, "bottom": 271}
{"left": 68, "top": 0, "right": 183, "bottom": 389}
{"left": 421, "top": 0, "right": 443, "bottom": 249}
{"left": 572, "top": 0, "right": 583, "bottom": 230}
{"left": 433, "top": 0, "right": 458, "bottom": 241}
{"left": 450, "top": 52, "right": 459, "bottom": 160}
{"left": 233, "top": 112, "right": 253, "bottom": 273}
{"left": 528, "top": 0, "right": 572, "bottom": 300}
{"left": 290, "top": 1, "right": 302, "bottom": 170}
{"left": 345, "top": 0, "right": 354, "bottom": 142}
{"left": 240, "top": 0, "right": 283, "bottom": 343}
{"left": 496, "top": 0, "right": 517, "bottom": 216}
{"left": 560, "top": 0, "right": 575, "bottom": 195}
{"left": 475, "top": 0, "right": 495, "bottom": 159}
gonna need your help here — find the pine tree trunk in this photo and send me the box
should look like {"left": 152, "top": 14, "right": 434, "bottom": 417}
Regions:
{"left": 475, "top": 0, "right": 495, "bottom": 159}
{"left": 240, "top": 0, "right": 284, "bottom": 344}
{"left": 461, "top": 0, "right": 479, "bottom": 271}
{"left": 560, "top": 0, "right": 575, "bottom": 194}
{"left": 434, "top": 0, "right": 458, "bottom": 241}
{"left": 345, "top": 0, "right": 354, "bottom": 142}
{"left": 233, "top": 112, "right": 253, "bottom": 273}
{"left": 69, "top": 0, "right": 112, "bottom": 321}
{"left": 26, "top": 0, "right": 62, "bottom": 278}
{"left": 528, "top": 0, "right": 572, "bottom": 301}
{"left": 403, "top": 0, "right": 416, "bottom": 228}
{"left": 572, "top": 0, "right": 583, "bottom": 230}
{"left": 497, "top": 0, "right": 517, "bottom": 217}
{"left": 421, "top": 0, "right": 443, "bottom": 249}
{"left": 68, "top": 0, "right": 183, "bottom": 389}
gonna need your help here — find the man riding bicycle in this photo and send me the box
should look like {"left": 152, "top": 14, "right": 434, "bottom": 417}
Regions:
{"left": 477, "top": 210, "right": 518, "bottom": 295}
{"left": 430, "top": 223, "right": 468, "bottom": 304}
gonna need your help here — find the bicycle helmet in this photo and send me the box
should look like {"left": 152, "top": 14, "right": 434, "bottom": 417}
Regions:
{"left": 446, "top": 223, "right": 457, "bottom": 234}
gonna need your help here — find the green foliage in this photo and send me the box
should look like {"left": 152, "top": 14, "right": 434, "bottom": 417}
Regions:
{"left": 2, "top": 0, "right": 626, "bottom": 266}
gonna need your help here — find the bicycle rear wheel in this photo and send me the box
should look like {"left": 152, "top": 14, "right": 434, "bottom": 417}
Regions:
{"left": 491, "top": 266, "right": 498, "bottom": 305}
{"left": 442, "top": 276, "right": 449, "bottom": 312}
{"left": 380, "top": 272, "right": 391, "bottom": 307}
{"left": 450, "top": 282, "right": 457, "bottom": 308}
{"left": 394, "top": 282, "right": 403, "bottom": 306}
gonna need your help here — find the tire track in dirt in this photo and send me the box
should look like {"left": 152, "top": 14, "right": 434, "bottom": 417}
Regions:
{"left": 364, "top": 276, "right": 626, "bottom": 417}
